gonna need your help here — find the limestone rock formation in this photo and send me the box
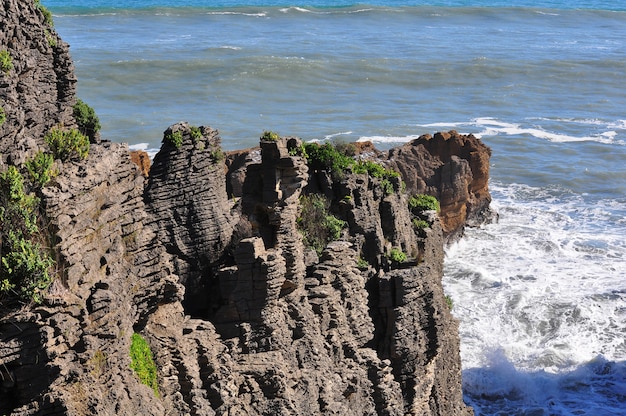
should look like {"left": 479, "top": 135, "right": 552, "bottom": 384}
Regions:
{"left": 383, "top": 131, "right": 496, "bottom": 241}
{"left": 0, "top": 1, "right": 484, "bottom": 414}
{"left": 0, "top": 0, "right": 76, "bottom": 166}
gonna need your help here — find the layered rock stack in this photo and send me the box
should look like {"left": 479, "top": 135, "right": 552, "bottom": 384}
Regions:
{"left": 0, "top": 0, "right": 76, "bottom": 166}
{"left": 384, "top": 131, "right": 495, "bottom": 241}
{"left": 0, "top": 1, "right": 491, "bottom": 414}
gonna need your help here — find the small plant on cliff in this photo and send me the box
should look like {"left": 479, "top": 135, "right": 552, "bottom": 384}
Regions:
{"left": 45, "top": 127, "right": 90, "bottom": 161}
{"left": 164, "top": 130, "right": 183, "bottom": 148}
{"left": 0, "top": 107, "right": 6, "bottom": 126}
{"left": 303, "top": 142, "right": 401, "bottom": 194}
{"left": 189, "top": 125, "right": 202, "bottom": 140}
{"left": 356, "top": 257, "right": 369, "bottom": 270}
{"left": 303, "top": 142, "right": 354, "bottom": 178}
{"left": 0, "top": 50, "right": 13, "bottom": 74}
{"left": 0, "top": 166, "right": 54, "bottom": 304}
{"left": 388, "top": 247, "right": 407, "bottom": 263}
{"left": 408, "top": 194, "right": 440, "bottom": 213}
{"left": 445, "top": 295, "right": 454, "bottom": 310}
{"left": 130, "top": 333, "right": 159, "bottom": 397}
{"left": 297, "top": 193, "right": 346, "bottom": 255}
{"left": 25, "top": 151, "right": 56, "bottom": 188}
{"left": 261, "top": 130, "right": 280, "bottom": 141}
{"left": 210, "top": 149, "right": 225, "bottom": 162}
{"left": 73, "top": 99, "right": 101, "bottom": 142}
{"left": 45, "top": 29, "right": 57, "bottom": 47}
{"left": 412, "top": 218, "right": 430, "bottom": 230}
{"left": 35, "top": 0, "right": 54, "bottom": 26}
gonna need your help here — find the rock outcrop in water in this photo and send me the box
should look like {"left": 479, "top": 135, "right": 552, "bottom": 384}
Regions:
{"left": 0, "top": 1, "right": 492, "bottom": 414}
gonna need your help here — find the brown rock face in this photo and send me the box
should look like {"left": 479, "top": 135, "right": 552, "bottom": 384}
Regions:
{"left": 384, "top": 130, "right": 496, "bottom": 241}
{"left": 0, "top": 0, "right": 76, "bottom": 166}
{"left": 0, "top": 1, "right": 482, "bottom": 414}
{"left": 130, "top": 150, "right": 151, "bottom": 176}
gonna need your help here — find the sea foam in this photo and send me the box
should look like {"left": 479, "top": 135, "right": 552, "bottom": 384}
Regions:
{"left": 444, "top": 182, "right": 626, "bottom": 414}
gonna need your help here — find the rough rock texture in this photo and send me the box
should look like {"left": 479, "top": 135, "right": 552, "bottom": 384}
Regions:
{"left": 144, "top": 123, "right": 237, "bottom": 317}
{"left": 0, "top": 2, "right": 484, "bottom": 414}
{"left": 383, "top": 131, "right": 495, "bottom": 241}
{"left": 0, "top": 0, "right": 76, "bottom": 167}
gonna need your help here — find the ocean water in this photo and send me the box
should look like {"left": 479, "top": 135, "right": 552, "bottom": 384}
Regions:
{"left": 44, "top": 1, "right": 626, "bottom": 414}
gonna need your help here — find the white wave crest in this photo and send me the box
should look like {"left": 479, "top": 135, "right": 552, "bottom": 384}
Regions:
{"left": 472, "top": 117, "right": 623, "bottom": 145}
{"left": 357, "top": 134, "right": 421, "bottom": 144}
{"left": 129, "top": 143, "right": 158, "bottom": 159}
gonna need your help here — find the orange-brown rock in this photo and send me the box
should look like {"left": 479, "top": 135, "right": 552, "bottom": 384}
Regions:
{"left": 130, "top": 150, "right": 151, "bottom": 176}
{"left": 384, "top": 130, "right": 495, "bottom": 241}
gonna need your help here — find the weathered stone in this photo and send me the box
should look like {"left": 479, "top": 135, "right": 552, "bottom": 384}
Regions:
{"left": 0, "top": 2, "right": 481, "bottom": 414}
{"left": 384, "top": 130, "right": 496, "bottom": 241}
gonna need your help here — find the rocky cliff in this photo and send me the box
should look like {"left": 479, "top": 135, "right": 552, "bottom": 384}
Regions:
{"left": 0, "top": 1, "right": 492, "bottom": 414}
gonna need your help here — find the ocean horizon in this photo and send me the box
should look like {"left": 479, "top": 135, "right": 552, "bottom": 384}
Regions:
{"left": 45, "top": 0, "right": 626, "bottom": 414}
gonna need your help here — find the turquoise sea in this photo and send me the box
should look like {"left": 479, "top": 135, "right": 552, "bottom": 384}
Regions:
{"left": 45, "top": 1, "right": 626, "bottom": 414}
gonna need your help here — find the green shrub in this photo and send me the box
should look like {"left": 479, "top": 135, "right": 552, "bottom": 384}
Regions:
{"left": 412, "top": 218, "right": 430, "bottom": 230}
{"left": 297, "top": 193, "right": 346, "bottom": 255}
{"left": 388, "top": 247, "right": 407, "bottom": 263}
{"left": 0, "top": 166, "right": 38, "bottom": 233}
{"left": 0, "top": 166, "right": 54, "bottom": 304}
{"left": 25, "top": 151, "right": 56, "bottom": 188}
{"left": 445, "top": 295, "right": 454, "bottom": 310}
{"left": 302, "top": 142, "right": 402, "bottom": 192}
{"left": 0, "top": 50, "right": 13, "bottom": 74}
{"left": 408, "top": 194, "right": 440, "bottom": 213}
{"left": 45, "top": 29, "right": 57, "bottom": 47}
{"left": 356, "top": 257, "right": 369, "bottom": 270}
{"left": 303, "top": 142, "right": 353, "bottom": 177}
{"left": 164, "top": 130, "right": 183, "bottom": 148}
{"left": 0, "top": 107, "right": 6, "bottom": 126}
{"left": 210, "top": 148, "right": 224, "bottom": 162}
{"left": 380, "top": 179, "right": 394, "bottom": 195}
{"left": 35, "top": 0, "right": 54, "bottom": 26}
{"left": 130, "top": 333, "right": 159, "bottom": 397}
{"left": 353, "top": 160, "right": 400, "bottom": 195}
{"left": 190, "top": 125, "right": 202, "bottom": 140}
{"left": 1, "top": 231, "right": 53, "bottom": 304}
{"left": 73, "top": 99, "right": 101, "bottom": 141}
{"left": 45, "top": 127, "right": 90, "bottom": 161}
{"left": 288, "top": 144, "right": 308, "bottom": 158}
{"left": 261, "top": 130, "right": 280, "bottom": 141}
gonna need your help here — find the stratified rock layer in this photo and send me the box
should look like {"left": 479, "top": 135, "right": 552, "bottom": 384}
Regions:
{"left": 0, "top": 1, "right": 485, "bottom": 414}
{"left": 0, "top": 0, "right": 76, "bottom": 166}
{"left": 384, "top": 131, "right": 495, "bottom": 240}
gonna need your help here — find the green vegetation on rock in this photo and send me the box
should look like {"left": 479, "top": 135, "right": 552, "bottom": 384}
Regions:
{"left": 45, "top": 29, "right": 57, "bottom": 47}
{"left": 164, "top": 130, "right": 183, "bottom": 148}
{"left": 0, "top": 166, "right": 54, "bottom": 304}
{"left": 297, "top": 193, "right": 346, "bottom": 255}
{"left": 356, "top": 257, "right": 369, "bottom": 270}
{"left": 0, "top": 50, "right": 13, "bottom": 74}
{"left": 388, "top": 247, "right": 408, "bottom": 263}
{"left": 302, "top": 142, "right": 400, "bottom": 195}
{"left": 261, "top": 130, "right": 280, "bottom": 141}
{"left": 408, "top": 194, "right": 440, "bottom": 213}
{"left": 45, "top": 127, "right": 90, "bottom": 161}
{"left": 445, "top": 295, "right": 454, "bottom": 310}
{"left": 35, "top": 0, "right": 54, "bottom": 27}
{"left": 130, "top": 333, "right": 159, "bottom": 397}
{"left": 190, "top": 125, "right": 202, "bottom": 140}
{"left": 73, "top": 99, "right": 101, "bottom": 141}
{"left": 25, "top": 151, "right": 56, "bottom": 188}
{"left": 412, "top": 218, "right": 430, "bottom": 230}
{"left": 210, "top": 149, "right": 225, "bottom": 162}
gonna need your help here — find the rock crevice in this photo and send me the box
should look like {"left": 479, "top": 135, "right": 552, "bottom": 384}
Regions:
{"left": 0, "top": 2, "right": 493, "bottom": 414}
